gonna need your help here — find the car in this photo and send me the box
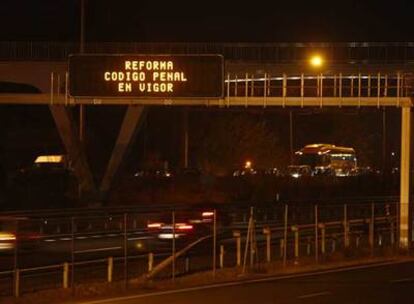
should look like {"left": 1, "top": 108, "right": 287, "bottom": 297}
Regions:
{"left": 0, "top": 217, "right": 41, "bottom": 254}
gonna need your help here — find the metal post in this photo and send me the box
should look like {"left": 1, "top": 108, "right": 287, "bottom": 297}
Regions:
{"left": 263, "top": 227, "right": 271, "bottom": 262}
{"left": 172, "top": 211, "right": 176, "bottom": 280}
{"left": 320, "top": 73, "right": 323, "bottom": 107}
{"left": 344, "top": 204, "right": 349, "bottom": 248}
{"left": 367, "top": 74, "right": 371, "bottom": 97}
{"left": 300, "top": 73, "right": 304, "bottom": 107}
{"left": 123, "top": 213, "right": 128, "bottom": 287}
{"left": 245, "top": 73, "right": 248, "bottom": 107}
{"left": 351, "top": 75, "right": 354, "bottom": 97}
{"left": 283, "top": 204, "right": 288, "bottom": 266}
{"left": 289, "top": 110, "right": 294, "bottom": 164}
{"left": 183, "top": 108, "right": 189, "bottom": 168}
{"left": 292, "top": 226, "right": 299, "bottom": 260}
{"left": 358, "top": 73, "right": 361, "bottom": 107}
{"left": 226, "top": 73, "right": 230, "bottom": 106}
{"left": 370, "top": 203, "right": 375, "bottom": 256}
{"left": 400, "top": 107, "right": 410, "bottom": 250}
{"left": 213, "top": 209, "right": 217, "bottom": 276}
{"left": 50, "top": 72, "right": 54, "bottom": 104}
{"left": 282, "top": 74, "right": 287, "bottom": 106}
{"left": 249, "top": 207, "right": 254, "bottom": 267}
{"left": 319, "top": 223, "right": 326, "bottom": 256}
{"left": 14, "top": 269, "right": 19, "bottom": 298}
{"left": 233, "top": 231, "right": 241, "bottom": 266}
{"left": 63, "top": 262, "right": 69, "bottom": 288}
{"left": 148, "top": 253, "right": 154, "bottom": 272}
{"left": 13, "top": 220, "right": 18, "bottom": 281}
{"left": 107, "top": 257, "right": 113, "bottom": 283}
{"left": 314, "top": 205, "right": 319, "bottom": 262}
{"left": 220, "top": 245, "right": 224, "bottom": 269}
{"left": 263, "top": 73, "right": 267, "bottom": 107}
{"left": 71, "top": 217, "right": 75, "bottom": 293}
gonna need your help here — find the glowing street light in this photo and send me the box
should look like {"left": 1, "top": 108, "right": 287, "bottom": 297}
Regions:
{"left": 309, "top": 55, "right": 324, "bottom": 67}
{"left": 244, "top": 160, "right": 252, "bottom": 169}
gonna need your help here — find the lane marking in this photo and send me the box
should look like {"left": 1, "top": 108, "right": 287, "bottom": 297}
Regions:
{"left": 390, "top": 277, "right": 414, "bottom": 283}
{"left": 74, "top": 246, "right": 122, "bottom": 254}
{"left": 298, "top": 291, "right": 331, "bottom": 299}
{"left": 44, "top": 239, "right": 56, "bottom": 242}
{"left": 76, "top": 259, "right": 414, "bottom": 304}
{"left": 128, "top": 236, "right": 153, "bottom": 241}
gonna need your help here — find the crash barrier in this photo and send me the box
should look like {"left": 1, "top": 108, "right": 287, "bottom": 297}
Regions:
{"left": 0, "top": 201, "right": 406, "bottom": 297}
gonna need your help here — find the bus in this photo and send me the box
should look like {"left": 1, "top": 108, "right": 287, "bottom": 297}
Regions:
{"left": 289, "top": 144, "right": 357, "bottom": 177}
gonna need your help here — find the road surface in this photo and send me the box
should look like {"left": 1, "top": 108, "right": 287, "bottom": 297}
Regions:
{"left": 80, "top": 260, "right": 414, "bottom": 304}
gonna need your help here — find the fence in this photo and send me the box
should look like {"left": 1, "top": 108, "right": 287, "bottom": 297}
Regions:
{"left": 0, "top": 201, "right": 407, "bottom": 297}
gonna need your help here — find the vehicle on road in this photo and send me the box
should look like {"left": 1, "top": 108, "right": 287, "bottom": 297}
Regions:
{"left": 290, "top": 143, "right": 357, "bottom": 177}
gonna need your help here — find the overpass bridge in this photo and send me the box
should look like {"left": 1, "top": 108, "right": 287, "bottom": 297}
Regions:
{"left": 0, "top": 42, "right": 413, "bottom": 249}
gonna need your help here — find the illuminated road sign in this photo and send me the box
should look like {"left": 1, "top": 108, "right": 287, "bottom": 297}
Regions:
{"left": 69, "top": 54, "right": 224, "bottom": 98}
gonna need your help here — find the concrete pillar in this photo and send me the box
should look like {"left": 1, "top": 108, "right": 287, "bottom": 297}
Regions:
{"left": 400, "top": 106, "right": 410, "bottom": 250}
{"left": 49, "top": 105, "right": 96, "bottom": 197}
{"left": 100, "top": 106, "right": 146, "bottom": 196}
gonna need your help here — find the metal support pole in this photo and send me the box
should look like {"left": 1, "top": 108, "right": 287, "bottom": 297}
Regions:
{"left": 107, "top": 257, "right": 113, "bottom": 283}
{"left": 172, "top": 211, "right": 176, "bottom": 281}
{"left": 14, "top": 269, "right": 19, "bottom": 298}
{"left": 71, "top": 217, "right": 75, "bottom": 293}
{"left": 283, "top": 204, "right": 288, "bottom": 266}
{"left": 183, "top": 108, "right": 189, "bottom": 168}
{"left": 319, "top": 223, "right": 326, "bottom": 256}
{"left": 220, "top": 245, "right": 224, "bottom": 269}
{"left": 344, "top": 204, "right": 349, "bottom": 248}
{"left": 249, "top": 207, "right": 255, "bottom": 267}
{"left": 289, "top": 110, "right": 294, "bottom": 164}
{"left": 370, "top": 203, "right": 375, "bottom": 256}
{"left": 263, "top": 227, "right": 271, "bottom": 262}
{"left": 300, "top": 73, "right": 304, "bottom": 107}
{"left": 314, "top": 205, "right": 319, "bottom": 262}
{"left": 148, "top": 253, "right": 154, "bottom": 272}
{"left": 123, "top": 213, "right": 128, "bottom": 287}
{"left": 63, "top": 262, "right": 69, "bottom": 288}
{"left": 400, "top": 106, "right": 411, "bottom": 250}
{"left": 213, "top": 209, "right": 217, "bottom": 276}
{"left": 233, "top": 231, "right": 241, "bottom": 266}
{"left": 292, "top": 226, "right": 299, "bottom": 260}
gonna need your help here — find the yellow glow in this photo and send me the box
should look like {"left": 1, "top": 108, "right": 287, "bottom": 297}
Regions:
{"left": 309, "top": 55, "right": 324, "bottom": 67}
{"left": 245, "top": 160, "right": 252, "bottom": 169}
{"left": 35, "top": 155, "right": 64, "bottom": 164}
{"left": 0, "top": 232, "right": 16, "bottom": 241}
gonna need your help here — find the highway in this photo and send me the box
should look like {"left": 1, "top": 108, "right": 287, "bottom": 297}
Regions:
{"left": 79, "top": 260, "right": 414, "bottom": 304}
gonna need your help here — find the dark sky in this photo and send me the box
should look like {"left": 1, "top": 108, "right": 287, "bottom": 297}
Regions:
{"left": 1, "top": 0, "right": 414, "bottom": 42}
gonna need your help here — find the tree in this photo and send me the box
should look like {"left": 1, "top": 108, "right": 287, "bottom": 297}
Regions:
{"left": 192, "top": 111, "right": 286, "bottom": 175}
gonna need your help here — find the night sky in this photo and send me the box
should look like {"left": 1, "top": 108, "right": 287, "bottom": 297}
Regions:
{"left": 1, "top": 0, "right": 414, "bottom": 42}
{"left": 0, "top": 0, "right": 411, "bottom": 176}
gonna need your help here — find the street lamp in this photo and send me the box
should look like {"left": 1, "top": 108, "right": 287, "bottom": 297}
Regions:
{"left": 309, "top": 55, "right": 324, "bottom": 68}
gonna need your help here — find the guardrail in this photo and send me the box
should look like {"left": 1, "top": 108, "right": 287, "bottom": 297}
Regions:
{"left": 0, "top": 201, "right": 406, "bottom": 298}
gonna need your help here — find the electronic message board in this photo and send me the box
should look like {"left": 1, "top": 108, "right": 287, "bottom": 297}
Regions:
{"left": 69, "top": 54, "right": 224, "bottom": 98}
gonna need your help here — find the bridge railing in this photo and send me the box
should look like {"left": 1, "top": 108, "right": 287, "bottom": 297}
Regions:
{"left": 224, "top": 73, "right": 412, "bottom": 103}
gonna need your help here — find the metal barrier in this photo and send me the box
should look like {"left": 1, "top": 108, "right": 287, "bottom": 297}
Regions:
{"left": 0, "top": 202, "right": 406, "bottom": 297}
